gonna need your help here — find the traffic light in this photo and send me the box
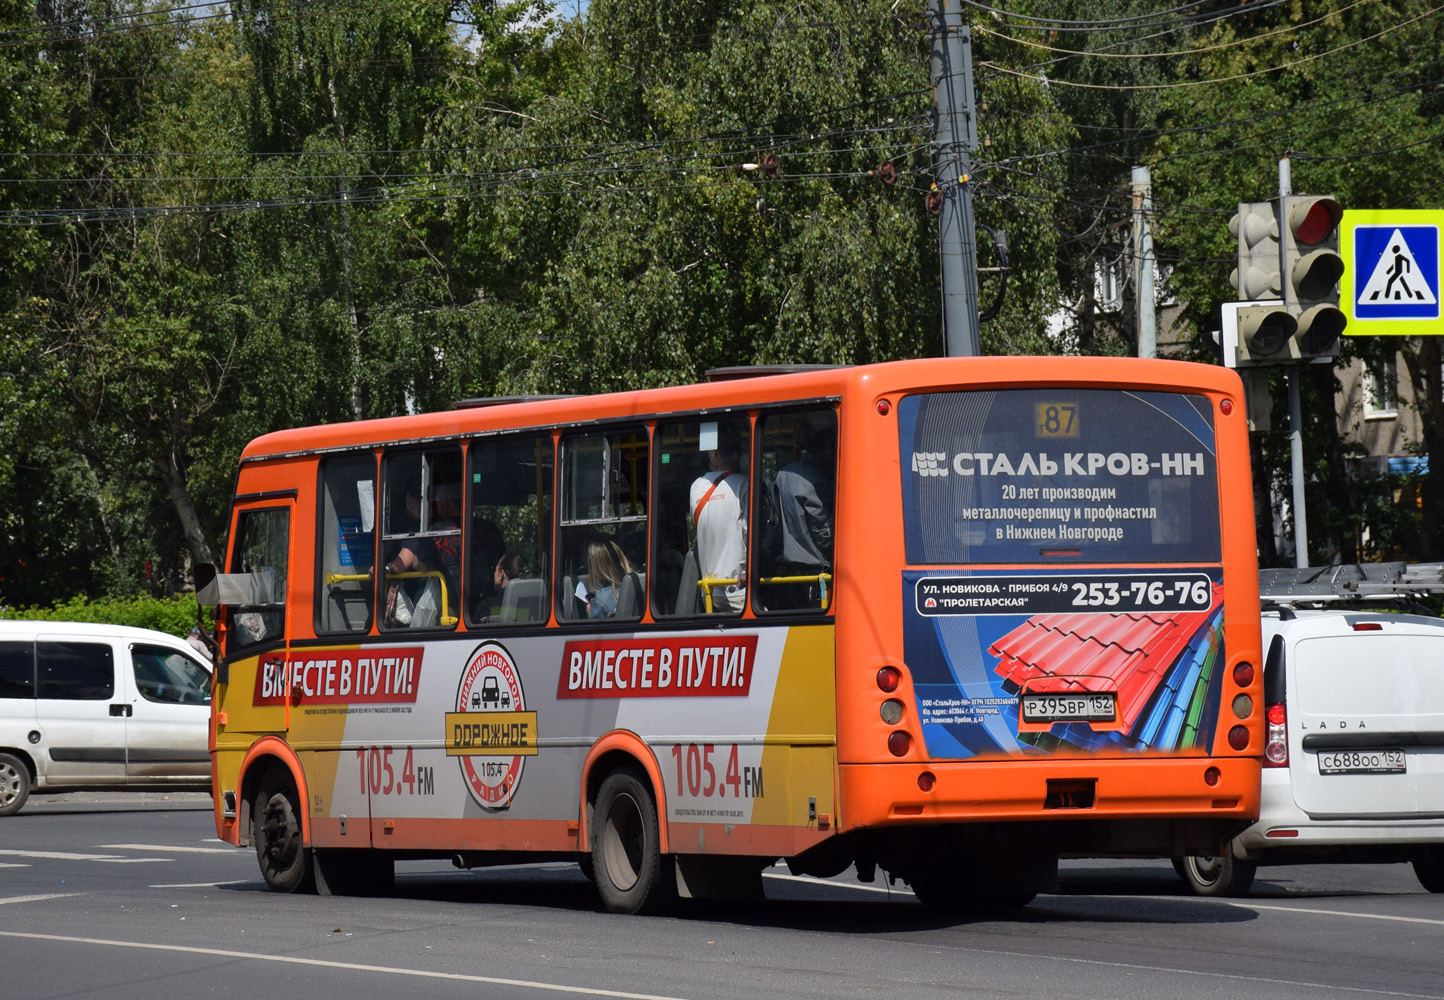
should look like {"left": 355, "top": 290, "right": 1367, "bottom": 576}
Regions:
{"left": 1280, "top": 195, "right": 1346, "bottom": 359}
{"left": 1228, "top": 202, "right": 1295, "bottom": 366}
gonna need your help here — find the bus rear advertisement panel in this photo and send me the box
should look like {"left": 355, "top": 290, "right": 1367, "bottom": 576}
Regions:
{"left": 898, "top": 389, "right": 1230, "bottom": 759}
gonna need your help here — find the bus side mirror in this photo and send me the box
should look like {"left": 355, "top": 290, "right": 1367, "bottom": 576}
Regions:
{"left": 195, "top": 563, "right": 217, "bottom": 602}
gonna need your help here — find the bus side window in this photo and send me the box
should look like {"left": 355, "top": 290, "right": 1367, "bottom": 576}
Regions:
{"left": 317, "top": 453, "right": 377, "bottom": 635}
{"left": 653, "top": 416, "right": 750, "bottom": 618}
{"left": 467, "top": 433, "right": 554, "bottom": 627}
{"left": 753, "top": 408, "right": 837, "bottom": 613}
{"left": 229, "top": 508, "right": 289, "bottom": 648}
{"left": 557, "top": 428, "right": 650, "bottom": 622}
{"left": 379, "top": 449, "right": 463, "bottom": 630}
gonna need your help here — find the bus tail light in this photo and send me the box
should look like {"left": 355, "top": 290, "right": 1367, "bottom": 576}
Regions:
{"left": 1227, "top": 725, "right": 1249, "bottom": 751}
{"left": 876, "top": 666, "right": 901, "bottom": 692}
{"left": 887, "top": 731, "right": 911, "bottom": 757}
{"left": 1232, "top": 661, "right": 1254, "bottom": 687}
{"left": 1264, "top": 703, "right": 1288, "bottom": 767}
{"left": 918, "top": 771, "right": 935, "bottom": 791}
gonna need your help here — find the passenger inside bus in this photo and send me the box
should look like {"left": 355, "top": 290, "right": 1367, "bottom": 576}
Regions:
{"left": 689, "top": 430, "right": 748, "bottom": 613}
{"left": 757, "top": 411, "right": 836, "bottom": 611}
{"left": 585, "top": 538, "right": 635, "bottom": 619}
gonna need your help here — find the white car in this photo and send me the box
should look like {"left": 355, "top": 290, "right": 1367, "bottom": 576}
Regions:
{"left": 1177, "top": 568, "right": 1444, "bottom": 895}
{"left": 0, "top": 620, "right": 213, "bottom": 815}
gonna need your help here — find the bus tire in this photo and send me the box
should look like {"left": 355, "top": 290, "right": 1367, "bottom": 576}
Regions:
{"left": 253, "top": 771, "right": 315, "bottom": 893}
{"left": 590, "top": 766, "right": 674, "bottom": 915}
{"left": 0, "top": 753, "right": 31, "bottom": 817}
{"left": 314, "top": 849, "right": 394, "bottom": 897}
{"left": 1179, "top": 851, "right": 1255, "bottom": 897}
{"left": 1412, "top": 848, "right": 1444, "bottom": 893}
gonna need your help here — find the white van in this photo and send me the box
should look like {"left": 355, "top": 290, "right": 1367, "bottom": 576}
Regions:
{"left": 0, "top": 620, "right": 212, "bottom": 816}
{"left": 1177, "top": 564, "right": 1444, "bottom": 896}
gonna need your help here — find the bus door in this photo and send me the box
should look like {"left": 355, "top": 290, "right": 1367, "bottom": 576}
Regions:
{"left": 219, "top": 502, "right": 295, "bottom": 737}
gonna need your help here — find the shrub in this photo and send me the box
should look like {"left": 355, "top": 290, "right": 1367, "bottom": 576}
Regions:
{"left": 0, "top": 594, "right": 207, "bottom": 638}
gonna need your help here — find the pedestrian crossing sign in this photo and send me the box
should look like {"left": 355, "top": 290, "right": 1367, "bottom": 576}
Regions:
{"left": 1342, "top": 210, "right": 1444, "bottom": 335}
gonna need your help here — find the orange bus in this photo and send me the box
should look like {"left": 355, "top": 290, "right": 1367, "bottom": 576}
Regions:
{"left": 200, "top": 356, "right": 1262, "bottom": 912}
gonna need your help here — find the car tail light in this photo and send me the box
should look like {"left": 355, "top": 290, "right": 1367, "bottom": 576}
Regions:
{"left": 1264, "top": 702, "right": 1288, "bottom": 767}
{"left": 1353, "top": 622, "right": 1383, "bottom": 631}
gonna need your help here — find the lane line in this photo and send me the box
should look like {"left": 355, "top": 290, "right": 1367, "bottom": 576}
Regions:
{"left": 0, "top": 862, "right": 30, "bottom": 869}
{"left": 0, "top": 931, "right": 699, "bottom": 1000}
{"left": 95, "top": 858, "right": 173, "bottom": 864}
{"left": 0, "top": 849, "right": 123, "bottom": 861}
{"left": 100, "top": 843, "right": 242, "bottom": 855}
{"left": 148, "top": 880, "right": 255, "bottom": 889}
{"left": 1244, "top": 900, "right": 1444, "bottom": 928}
{"left": 0, "top": 894, "right": 80, "bottom": 905}
{"left": 1088, "top": 894, "right": 1444, "bottom": 929}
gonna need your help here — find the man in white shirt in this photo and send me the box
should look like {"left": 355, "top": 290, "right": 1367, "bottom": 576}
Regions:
{"left": 689, "top": 434, "right": 748, "bottom": 613}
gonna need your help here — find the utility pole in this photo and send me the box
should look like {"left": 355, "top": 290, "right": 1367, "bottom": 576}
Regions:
{"left": 1132, "top": 165, "right": 1156, "bottom": 358}
{"left": 1279, "top": 156, "right": 1310, "bottom": 568}
{"left": 929, "top": 0, "right": 981, "bottom": 357}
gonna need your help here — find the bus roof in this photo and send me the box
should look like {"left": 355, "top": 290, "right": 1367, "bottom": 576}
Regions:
{"left": 238, "top": 355, "right": 1239, "bottom": 462}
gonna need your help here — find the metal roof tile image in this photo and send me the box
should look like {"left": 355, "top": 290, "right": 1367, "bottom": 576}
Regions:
{"left": 990, "top": 585, "right": 1224, "bottom": 741}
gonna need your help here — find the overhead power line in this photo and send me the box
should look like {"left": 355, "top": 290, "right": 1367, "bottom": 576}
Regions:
{"left": 982, "top": 4, "right": 1444, "bottom": 90}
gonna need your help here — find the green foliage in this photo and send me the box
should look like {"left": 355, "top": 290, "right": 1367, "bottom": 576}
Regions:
{"left": 1, "top": 593, "right": 207, "bottom": 638}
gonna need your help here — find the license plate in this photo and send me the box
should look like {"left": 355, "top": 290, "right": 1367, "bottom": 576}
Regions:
{"left": 1317, "top": 749, "right": 1406, "bottom": 775}
{"left": 1020, "top": 692, "right": 1115, "bottom": 723}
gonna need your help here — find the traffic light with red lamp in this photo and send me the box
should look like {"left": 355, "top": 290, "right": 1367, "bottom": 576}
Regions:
{"left": 1280, "top": 195, "right": 1347, "bottom": 359}
{"left": 1227, "top": 196, "right": 1346, "bottom": 366}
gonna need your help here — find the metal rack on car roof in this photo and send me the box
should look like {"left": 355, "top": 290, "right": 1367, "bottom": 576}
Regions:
{"left": 1260, "top": 562, "right": 1444, "bottom": 614}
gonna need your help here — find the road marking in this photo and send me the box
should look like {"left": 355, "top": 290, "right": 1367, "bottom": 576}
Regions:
{"left": 0, "top": 863, "right": 30, "bottom": 869}
{"left": 100, "top": 843, "right": 242, "bottom": 855}
{"left": 0, "top": 849, "right": 172, "bottom": 863}
{"left": 1244, "top": 900, "right": 1444, "bottom": 928}
{"left": 1100, "top": 894, "right": 1444, "bottom": 929}
{"left": 763, "top": 872, "right": 910, "bottom": 897}
{"left": 0, "top": 894, "right": 80, "bottom": 905}
{"left": 0, "top": 849, "right": 124, "bottom": 862}
{"left": 0, "top": 932, "right": 697, "bottom": 1000}
{"left": 148, "top": 880, "right": 255, "bottom": 889}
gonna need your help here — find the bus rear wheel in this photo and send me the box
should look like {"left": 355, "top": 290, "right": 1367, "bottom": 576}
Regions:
{"left": 253, "top": 771, "right": 314, "bottom": 893}
{"left": 0, "top": 753, "right": 31, "bottom": 817}
{"left": 1178, "top": 852, "right": 1256, "bottom": 897}
{"left": 590, "top": 766, "right": 674, "bottom": 915}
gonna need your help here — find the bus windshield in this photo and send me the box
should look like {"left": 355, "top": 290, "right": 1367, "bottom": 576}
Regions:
{"left": 899, "top": 388, "right": 1220, "bottom": 565}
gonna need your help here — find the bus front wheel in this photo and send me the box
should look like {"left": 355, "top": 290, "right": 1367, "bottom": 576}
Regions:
{"left": 0, "top": 753, "right": 31, "bottom": 817}
{"left": 253, "top": 771, "right": 315, "bottom": 893}
{"left": 1177, "top": 852, "right": 1256, "bottom": 897}
{"left": 590, "top": 766, "right": 674, "bottom": 915}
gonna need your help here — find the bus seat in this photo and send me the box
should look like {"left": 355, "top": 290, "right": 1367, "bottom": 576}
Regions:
{"left": 616, "top": 572, "right": 645, "bottom": 618}
{"left": 675, "top": 550, "right": 700, "bottom": 615}
{"left": 326, "top": 590, "right": 370, "bottom": 631}
{"left": 502, "top": 578, "right": 545, "bottom": 623}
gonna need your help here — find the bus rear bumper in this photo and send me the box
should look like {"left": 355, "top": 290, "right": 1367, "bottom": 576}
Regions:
{"left": 840, "top": 757, "right": 1260, "bottom": 828}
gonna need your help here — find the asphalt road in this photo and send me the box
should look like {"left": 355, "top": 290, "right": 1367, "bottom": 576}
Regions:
{"left": 2, "top": 793, "right": 1442, "bottom": 1000}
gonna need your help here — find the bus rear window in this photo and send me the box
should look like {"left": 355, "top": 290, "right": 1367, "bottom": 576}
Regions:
{"left": 899, "top": 388, "right": 1221, "bottom": 565}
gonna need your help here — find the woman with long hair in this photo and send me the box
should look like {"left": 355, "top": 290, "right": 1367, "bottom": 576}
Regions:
{"left": 586, "top": 539, "right": 634, "bottom": 619}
